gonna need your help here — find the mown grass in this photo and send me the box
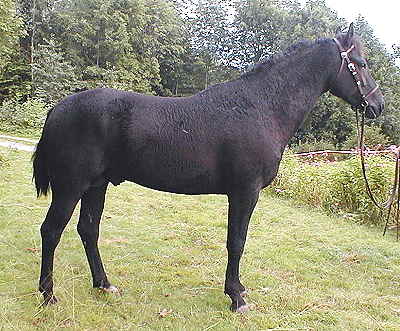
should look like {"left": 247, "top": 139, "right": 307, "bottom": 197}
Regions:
{"left": 1, "top": 148, "right": 400, "bottom": 330}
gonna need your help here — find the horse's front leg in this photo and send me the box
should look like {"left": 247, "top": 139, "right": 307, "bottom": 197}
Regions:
{"left": 224, "top": 189, "right": 259, "bottom": 312}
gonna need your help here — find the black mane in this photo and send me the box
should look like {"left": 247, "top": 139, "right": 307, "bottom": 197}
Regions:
{"left": 240, "top": 38, "right": 333, "bottom": 79}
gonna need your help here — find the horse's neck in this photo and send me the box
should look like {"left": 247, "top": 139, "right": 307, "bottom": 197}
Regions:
{"left": 250, "top": 42, "right": 337, "bottom": 145}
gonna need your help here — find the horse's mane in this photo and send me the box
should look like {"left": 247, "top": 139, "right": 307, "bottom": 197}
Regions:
{"left": 197, "top": 34, "right": 365, "bottom": 98}
{"left": 239, "top": 37, "right": 333, "bottom": 79}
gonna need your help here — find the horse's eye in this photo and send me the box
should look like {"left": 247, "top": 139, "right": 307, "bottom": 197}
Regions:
{"left": 352, "top": 56, "right": 368, "bottom": 69}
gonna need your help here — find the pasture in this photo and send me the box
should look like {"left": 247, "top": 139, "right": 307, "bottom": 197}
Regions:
{"left": 1, "top": 148, "right": 400, "bottom": 330}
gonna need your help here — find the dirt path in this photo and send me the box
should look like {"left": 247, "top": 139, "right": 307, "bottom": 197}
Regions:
{"left": 0, "top": 135, "right": 38, "bottom": 152}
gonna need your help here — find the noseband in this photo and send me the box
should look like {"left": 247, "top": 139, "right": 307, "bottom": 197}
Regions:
{"left": 332, "top": 38, "right": 379, "bottom": 111}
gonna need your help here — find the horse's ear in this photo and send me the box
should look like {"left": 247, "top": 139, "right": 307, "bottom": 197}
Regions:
{"left": 345, "top": 23, "right": 354, "bottom": 45}
{"left": 335, "top": 26, "right": 342, "bottom": 35}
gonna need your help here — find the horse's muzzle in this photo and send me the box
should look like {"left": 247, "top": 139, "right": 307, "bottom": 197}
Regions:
{"left": 365, "top": 103, "right": 384, "bottom": 119}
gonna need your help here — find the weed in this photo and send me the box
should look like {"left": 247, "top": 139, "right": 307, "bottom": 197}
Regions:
{"left": 269, "top": 152, "right": 395, "bottom": 224}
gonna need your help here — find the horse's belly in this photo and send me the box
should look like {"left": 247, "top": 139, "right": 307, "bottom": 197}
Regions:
{"left": 122, "top": 155, "right": 223, "bottom": 194}
{"left": 126, "top": 168, "right": 221, "bottom": 194}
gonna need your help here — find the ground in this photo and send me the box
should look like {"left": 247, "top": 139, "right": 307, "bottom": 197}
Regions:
{"left": 1, "top": 147, "right": 400, "bottom": 330}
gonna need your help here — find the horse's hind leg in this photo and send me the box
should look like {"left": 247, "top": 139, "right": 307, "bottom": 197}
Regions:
{"left": 39, "top": 193, "right": 80, "bottom": 304}
{"left": 77, "top": 183, "right": 117, "bottom": 293}
{"left": 224, "top": 189, "right": 260, "bottom": 313}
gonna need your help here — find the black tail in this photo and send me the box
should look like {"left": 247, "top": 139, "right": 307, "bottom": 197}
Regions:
{"left": 32, "top": 137, "right": 50, "bottom": 197}
{"left": 32, "top": 108, "right": 53, "bottom": 197}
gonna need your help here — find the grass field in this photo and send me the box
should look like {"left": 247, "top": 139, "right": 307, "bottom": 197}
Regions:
{"left": 1, "top": 148, "right": 400, "bottom": 330}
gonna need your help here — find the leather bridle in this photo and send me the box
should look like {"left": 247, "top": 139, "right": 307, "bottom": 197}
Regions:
{"left": 332, "top": 37, "right": 379, "bottom": 113}
{"left": 332, "top": 38, "right": 399, "bottom": 238}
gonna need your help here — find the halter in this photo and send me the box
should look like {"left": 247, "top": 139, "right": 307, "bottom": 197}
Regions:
{"left": 332, "top": 38, "right": 379, "bottom": 112}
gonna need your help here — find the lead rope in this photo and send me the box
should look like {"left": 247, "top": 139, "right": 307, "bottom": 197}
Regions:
{"left": 356, "top": 108, "right": 400, "bottom": 239}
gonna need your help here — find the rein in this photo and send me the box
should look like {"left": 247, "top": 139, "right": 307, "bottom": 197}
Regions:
{"left": 356, "top": 110, "right": 400, "bottom": 239}
{"left": 333, "top": 38, "right": 400, "bottom": 238}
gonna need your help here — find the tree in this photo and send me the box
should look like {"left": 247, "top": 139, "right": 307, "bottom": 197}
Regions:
{"left": 16, "top": 0, "right": 188, "bottom": 97}
{"left": 0, "top": 0, "right": 29, "bottom": 102}
{"left": 185, "top": 0, "right": 236, "bottom": 89}
{"left": 0, "top": 0, "right": 22, "bottom": 72}
{"left": 229, "top": 0, "right": 287, "bottom": 69}
{"left": 32, "top": 41, "right": 79, "bottom": 104}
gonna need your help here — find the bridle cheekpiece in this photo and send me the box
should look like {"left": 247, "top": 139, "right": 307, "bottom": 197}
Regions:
{"left": 332, "top": 37, "right": 379, "bottom": 112}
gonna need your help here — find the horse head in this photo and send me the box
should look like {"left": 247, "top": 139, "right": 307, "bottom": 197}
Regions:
{"left": 329, "top": 23, "right": 384, "bottom": 119}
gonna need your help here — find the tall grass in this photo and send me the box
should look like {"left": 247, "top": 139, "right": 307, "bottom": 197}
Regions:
{"left": 268, "top": 152, "right": 395, "bottom": 224}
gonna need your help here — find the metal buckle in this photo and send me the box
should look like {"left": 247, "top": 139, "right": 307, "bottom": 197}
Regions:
{"left": 361, "top": 99, "right": 369, "bottom": 108}
{"left": 348, "top": 63, "right": 356, "bottom": 71}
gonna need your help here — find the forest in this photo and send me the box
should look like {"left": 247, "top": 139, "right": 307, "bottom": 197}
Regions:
{"left": 1, "top": 0, "right": 399, "bottom": 149}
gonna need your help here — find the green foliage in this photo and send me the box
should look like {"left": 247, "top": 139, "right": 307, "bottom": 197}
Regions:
{"left": 229, "top": 0, "right": 286, "bottom": 68}
{"left": 184, "top": 0, "right": 237, "bottom": 90}
{"left": 342, "top": 125, "right": 393, "bottom": 150}
{"left": 0, "top": 98, "right": 49, "bottom": 132}
{"left": 0, "top": 56, "right": 31, "bottom": 102}
{"left": 270, "top": 152, "right": 396, "bottom": 224}
{"left": 32, "top": 42, "right": 80, "bottom": 104}
{"left": 0, "top": 0, "right": 28, "bottom": 102}
{"left": 45, "top": 0, "right": 185, "bottom": 95}
{"left": 292, "top": 94, "right": 356, "bottom": 147}
{"left": 0, "top": 0, "right": 23, "bottom": 72}
{"left": 282, "top": 0, "right": 345, "bottom": 44}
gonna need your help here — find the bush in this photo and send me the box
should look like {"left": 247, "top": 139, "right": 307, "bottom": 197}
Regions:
{"left": 267, "top": 151, "right": 395, "bottom": 224}
{"left": 341, "top": 125, "right": 392, "bottom": 150}
{"left": 0, "top": 98, "right": 49, "bottom": 134}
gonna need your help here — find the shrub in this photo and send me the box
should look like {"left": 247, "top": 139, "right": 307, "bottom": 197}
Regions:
{"left": 0, "top": 98, "right": 49, "bottom": 134}
{"left": 267, "top": 152, "right": 395, "bottom": 224}
{"left": 341, "top": 125, "right": 392, "bottom": 150}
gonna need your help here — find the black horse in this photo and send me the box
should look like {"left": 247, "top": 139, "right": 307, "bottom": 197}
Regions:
{"left": 33, "top": 24, "right": 384, "bottom": 312}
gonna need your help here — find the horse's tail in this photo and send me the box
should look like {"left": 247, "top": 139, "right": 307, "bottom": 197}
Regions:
{"left": 32, "top": 108, "right": 53, "bottom": 197}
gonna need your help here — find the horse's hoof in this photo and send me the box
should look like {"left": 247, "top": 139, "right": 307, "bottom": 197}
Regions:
{"left": 99, "top": 285, "right": 121, "bottom": 295}
{"left": 231, "top": 303, "right": 251, "bottom": 313}
{"left": 240, "top": 290, "right": 247, "bottom": 297}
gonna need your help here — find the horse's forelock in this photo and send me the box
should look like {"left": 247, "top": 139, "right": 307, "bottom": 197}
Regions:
{"left": 353, "top": 36, "right": 366, "bottom": 57}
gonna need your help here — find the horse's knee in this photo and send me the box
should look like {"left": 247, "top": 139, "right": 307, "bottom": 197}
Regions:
{"left": 77, "top": 214, "right": 99, "bottom": 242}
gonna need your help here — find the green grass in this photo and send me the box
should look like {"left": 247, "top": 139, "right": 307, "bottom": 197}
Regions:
{"left": 1, "top": 148, "right": 400, "bottom": 330}
{"left": 0, "top": 128, "right": 41, "bottom": 140}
